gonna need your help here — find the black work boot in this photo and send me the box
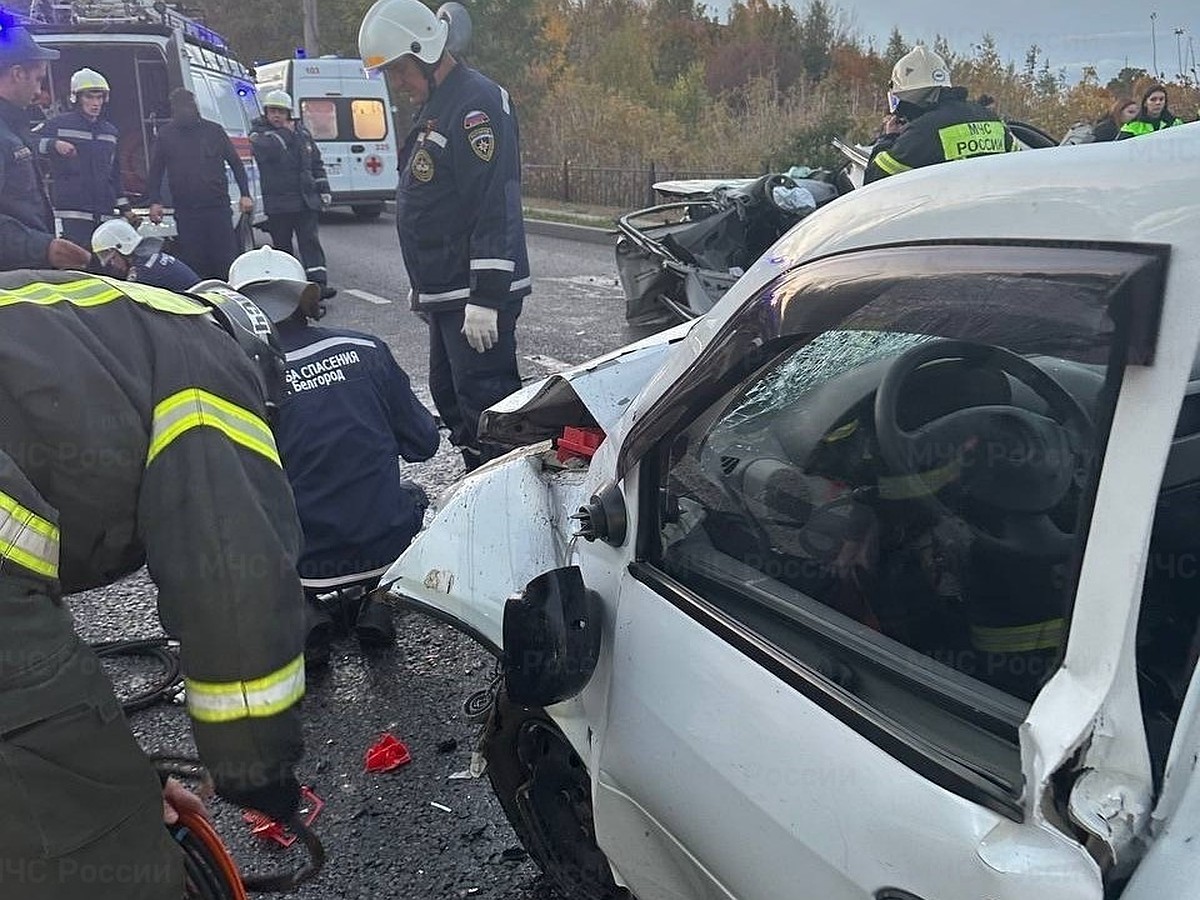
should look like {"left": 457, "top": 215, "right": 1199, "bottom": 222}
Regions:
{"left": 304, "top": 605, "right": 334, "bottom": 669}
{"left": 319, "top": 284, "right": 337, "bottom": 300}
{"left": 354, "top": 596, "right": 396, "bottom": 648}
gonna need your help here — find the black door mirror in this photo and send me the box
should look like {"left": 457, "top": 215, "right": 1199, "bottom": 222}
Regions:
{"left": 503, "top": 567, "right": 602, "bottom": 707}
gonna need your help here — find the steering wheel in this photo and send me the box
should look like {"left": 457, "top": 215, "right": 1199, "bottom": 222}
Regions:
{"left": 873, "top": 340, "right": 1094, "bottom": 558}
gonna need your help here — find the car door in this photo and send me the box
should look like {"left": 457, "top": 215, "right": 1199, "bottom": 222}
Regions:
{"left": 582, "top": 240, "right": 1182, "bottom": 900}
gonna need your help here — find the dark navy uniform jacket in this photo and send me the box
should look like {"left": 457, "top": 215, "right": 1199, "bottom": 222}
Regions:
{"left": 0, "top": 97, "right": 54, "bottom": 268}
{"left": 127, "top": 242, "right": 201, "bottom": 292}
{"left": 396, "top": 64, "right": 530, "bottom": 313}
{"left": 274, "top": 320, "right": 439, "bottom": 588}
{"left": 38, "top": 110, "right": 129, "bottom": 219}
{"left": 865, "top": 89, "right": 1015, "bottom": 185}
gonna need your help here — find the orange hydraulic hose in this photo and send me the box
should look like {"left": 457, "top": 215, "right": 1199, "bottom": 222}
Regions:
{"left": 176, "top": 810, "right": 249, "bottom": 900}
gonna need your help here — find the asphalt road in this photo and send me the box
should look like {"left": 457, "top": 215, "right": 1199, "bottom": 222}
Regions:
{"left": 69, "top": 210, "right": 657, "bottom": 899}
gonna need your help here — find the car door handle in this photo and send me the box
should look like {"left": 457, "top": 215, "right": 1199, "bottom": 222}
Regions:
{"left": 350, "top": 144, "right": 365, "bottom": 153}
{"left": 877, "top": 890, "right": 924, "bottom": 900}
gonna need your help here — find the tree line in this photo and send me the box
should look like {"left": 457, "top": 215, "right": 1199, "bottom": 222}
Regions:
{"left": 196, "top": 0, "right": 1199, "bottom": 172}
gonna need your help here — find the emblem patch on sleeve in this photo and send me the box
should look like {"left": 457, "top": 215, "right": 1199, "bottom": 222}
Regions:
{"left": 411, "top": 147, "right": 435, "bottom": 182}
{"left": 463, "top": 110, "right": 490, "bottom": 130}
{"left": 468, "top": 126, "right": 494, "bottom": 162}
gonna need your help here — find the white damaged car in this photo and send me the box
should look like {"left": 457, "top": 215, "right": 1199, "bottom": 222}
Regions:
{"left": 387, "top": 124, "right": 1200, "bottom": 900}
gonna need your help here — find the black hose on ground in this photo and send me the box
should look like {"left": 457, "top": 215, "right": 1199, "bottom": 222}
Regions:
{"left": 91, "top": 637, "right": 183, "bottom": 713}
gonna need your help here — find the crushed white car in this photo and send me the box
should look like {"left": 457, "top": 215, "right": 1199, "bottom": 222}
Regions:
{"left": 387, "top": 124, "right": 1200, "bottom": 900}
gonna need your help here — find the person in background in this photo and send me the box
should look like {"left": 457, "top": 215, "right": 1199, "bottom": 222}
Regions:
{"left": 251, "top": 89, "right": 337, "bottom": 303}
{"left": 360, "top": 0, "right": 531, "bottom": 472}
{"left": 91, "top": 218, "right": 200, "bottom": 291}
{"left": 0, "top": 26, "right": 91, "bottom": 270}
{"left": 1092, "top": 97, "right": 1139, "bottom": 142}
{"left": 145, "top": 87, "right": 253, "bottom": 278}
{"left": 229, "top": 246, "right": 440, "bottom": 667}
{"left": 1118, "top": 84, "right": 1185, "bottom": 139}
{"left": 865, "top": 45, "right": 1015, "bottom": 184}
{"left": 38, "top": 67, "right": 137, "bottom": 247}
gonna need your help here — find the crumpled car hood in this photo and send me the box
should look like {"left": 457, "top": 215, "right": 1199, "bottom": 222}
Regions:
{"left": 480, "top": 320, "right": 694, "bottom": 447}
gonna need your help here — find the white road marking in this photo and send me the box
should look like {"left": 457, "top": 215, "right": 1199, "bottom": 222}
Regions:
{"left": 525, "top": 353, "right": 575, "bottom": 374}
{"left": 346, "top": 288, "right": 393, "bottom": 305}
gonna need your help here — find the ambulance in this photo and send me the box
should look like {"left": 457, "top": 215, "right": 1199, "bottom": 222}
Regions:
{"left": 254, "top": 56, "right": 398, "bottom": 219}
{"left": 22, "top": 0, "right": 267, "bottom": 242}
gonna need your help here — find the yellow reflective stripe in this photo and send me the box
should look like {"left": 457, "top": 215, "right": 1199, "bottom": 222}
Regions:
{"left": 147, "top": 388, "right": 280, "bottom": 468}
{"left": 91, "top": 275, "right": 210, "bottom": 315}
{"left": 0, "top": 278, "right": 122, "bottom": 308}
{"left": 0, "top": 490, "right": 60, "bottom": 578}
{"left": 0, "top": 275, "right": 208, "bottom": 315}
{"left": 971, "top": 618, "right": 1065, "bottom": 653}
{"left": 185, "top": 654, "right": 306, "bottom": 723}
{"left": 873, "top": 151, "right": 910, "bottom": 176}
{"left": 877, "top": 460, "right": 960, "bottom": 500}
{"left": 938, "top": 121, "right": 1008, "bottom": 161}
{"left": 822, "top": 420, "right": 858, "bottom": 443}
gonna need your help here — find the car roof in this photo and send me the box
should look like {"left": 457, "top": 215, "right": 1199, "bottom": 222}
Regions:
{"left": 703, "top": 122, "right": 1200, "bottom": 368}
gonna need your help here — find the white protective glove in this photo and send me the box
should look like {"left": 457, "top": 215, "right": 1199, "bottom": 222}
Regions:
{"left": 461, "top": 303, "right": 499, "bottom": 354}
{"left": 320, "top": 193, "right": 332, "bottom": 207}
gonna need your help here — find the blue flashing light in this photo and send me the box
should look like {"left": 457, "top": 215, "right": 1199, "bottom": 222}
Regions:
{"left": 295, "top": 47, "right": 306, "bottom": 59}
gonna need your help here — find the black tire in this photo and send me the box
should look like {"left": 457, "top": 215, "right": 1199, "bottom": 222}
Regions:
{"left": 352, "top": 203, "right": 385, "bottom": 220}
{"left": 485, "top": 690, "right": 631, "bottom": 900}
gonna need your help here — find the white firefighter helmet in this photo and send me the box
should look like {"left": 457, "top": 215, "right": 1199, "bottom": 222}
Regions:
{"left": 888, "top": 46, "right": 951, "bottom": 110}
{"left": 70, "top": 67, "right": 111, "bottom": 102}
{"left": 359, "top": 0, "right": 449, "bottom": 71}
{"left": 261, "top": 89, "right": 293, "bottom": 112}
{"left": 229, "top": 246, "right": 319, "bottom": 324}
{"left": 91, "top": 218, "right": 141, "bottom": 256}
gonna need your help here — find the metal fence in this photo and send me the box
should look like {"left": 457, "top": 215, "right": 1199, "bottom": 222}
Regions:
{"left": 523, "top": 162, "right": 758, "bottom": 210}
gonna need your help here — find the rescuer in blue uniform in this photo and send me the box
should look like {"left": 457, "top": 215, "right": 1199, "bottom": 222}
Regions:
{"left": 0, "top": 27, "right": 93, "bottom": 271}
{"left": 360, "top": 0, "right": 531, "bottom": 471}
{"left": 230, "top": 247, "right": 440, "bottom": 666}
{"left": 91, "top": 218, "right": 201, "bottom": 291}
{"left": 37, "top": 68, "right": 136, "bottom": 247}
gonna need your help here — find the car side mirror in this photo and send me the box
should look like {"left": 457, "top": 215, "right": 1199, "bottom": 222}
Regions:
{"left": 503, "top": 566, "right": 602, "bottom": 707}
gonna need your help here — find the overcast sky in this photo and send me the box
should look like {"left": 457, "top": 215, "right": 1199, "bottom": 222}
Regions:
{"left": 717, "top": 1, "right": 1198, "bottom": 84}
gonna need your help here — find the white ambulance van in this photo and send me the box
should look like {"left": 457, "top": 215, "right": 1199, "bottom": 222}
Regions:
{"left": 254, "top": 56, "right": 398, "bottom": 219}
{"left": 24, "top": 0, "right": 267, "bottom": 242}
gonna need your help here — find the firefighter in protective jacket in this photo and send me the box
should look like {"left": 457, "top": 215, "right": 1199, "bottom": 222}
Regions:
{"left": 37, "top": 68, "right": 136, "bottom": 247}
{"left": 360, "top": 0, "right": 530, "bottom": 470}
{"left": 0, "top": 271, "right": 307, "bottom": 899}
{"left": 865, "top": 46, "right": 1016, "bottom": 185}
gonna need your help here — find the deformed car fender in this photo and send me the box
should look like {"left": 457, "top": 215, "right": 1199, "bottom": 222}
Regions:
{"left": 384, "top": 444, "right": 592, "bottom": 655}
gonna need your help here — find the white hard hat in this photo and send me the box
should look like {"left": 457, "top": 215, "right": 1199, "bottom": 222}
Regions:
{"left": 229, "top": 246, "right": 318, "bottom": 323}
{"left": 888, "top": 46, "right": 951, "bottom": 109}
{"left": 91, "top": 218, "right": 141, "bottom": 256}
{"left": 262, "top": 89, "right": 293, "bottom": 112}
{"left": 359, "top": 0, "right": 449, "bottom": 71}
{"left": 70, "top": 67, "right": 111, "bottom": 102}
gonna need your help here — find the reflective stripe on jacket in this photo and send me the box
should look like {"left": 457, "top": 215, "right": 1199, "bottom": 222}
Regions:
{"left": 0, "top": 271, "right": 305, "bottom": 799}
{"left": 38, "top": 110, "right": 129, "bottom": 217}
{"left": 396, "top": 64, "right": 531, "bottom": 312}
{"left": 865, "top": 94, "right": 1016, "bottom": 185}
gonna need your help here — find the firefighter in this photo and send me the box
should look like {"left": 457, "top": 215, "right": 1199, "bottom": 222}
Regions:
{"left": 250, "top": 90, "right": 337, "bottom": 301}
{"left": 0, "top": 26, "right": 92, "bottom": 270}
{"left": 91, "top": 217, "right": 201, "bottom": 291}
{"left": 864, "top": 46, "right": 1016, "bottom": 185}
{"left": 359, "top": 0, "right": 531, "bottom": 471}
{"left": 229, "top": 246, "right": 439, "bottom": 665}
{"left": 37, "top": 67, "right": 136, "bottom": 247}
{"left": 0, "top": 271, "right": 307, "bottom": 899}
